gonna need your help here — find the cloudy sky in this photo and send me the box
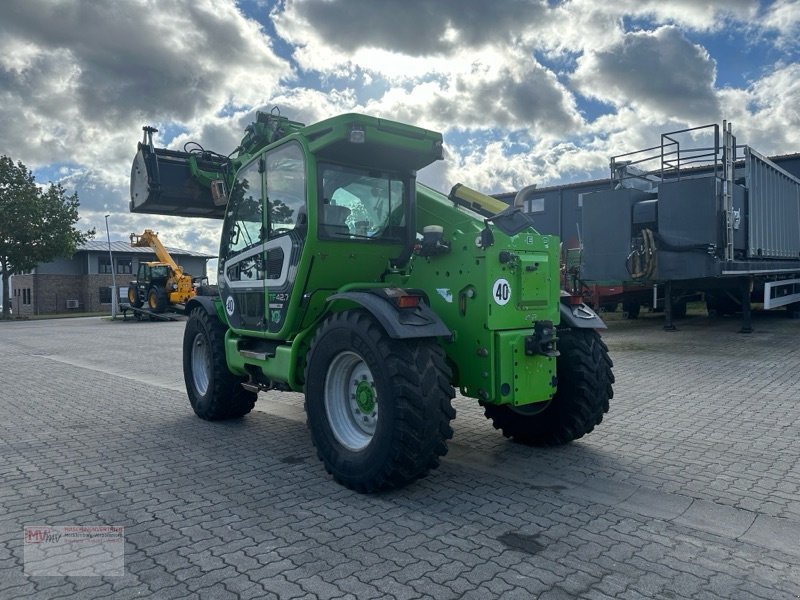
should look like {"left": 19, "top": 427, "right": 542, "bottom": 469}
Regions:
{"left": 1, "top": 0, "right": 799, "bottom": 266}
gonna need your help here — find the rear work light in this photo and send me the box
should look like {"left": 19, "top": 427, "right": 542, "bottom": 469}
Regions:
{"left": 395, "top": 295, "right": 421, "bottom": 309}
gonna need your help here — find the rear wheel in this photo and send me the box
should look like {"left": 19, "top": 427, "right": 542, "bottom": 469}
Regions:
{"left": 305, "top": 310, "right": 455, "bottom": 492}
{"left": 128, "top": 286, "right": 143, "bottom": 308}
{"left": 183, "top": 308, "right": 256, "bottom": 420}
{"left": 484, "top": 328, "right": 613, "bottom": 446}
{"left": 148, "top": 285, "right": 168, "bottom": 313}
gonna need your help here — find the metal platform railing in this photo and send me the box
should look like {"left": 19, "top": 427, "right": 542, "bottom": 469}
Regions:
{"left": 610, "top": 123, "right": 737, "bottom": 189}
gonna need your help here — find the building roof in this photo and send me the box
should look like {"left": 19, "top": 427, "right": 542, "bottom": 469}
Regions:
{"left": 79, "top": 240, "right": 215, "bottom": 258}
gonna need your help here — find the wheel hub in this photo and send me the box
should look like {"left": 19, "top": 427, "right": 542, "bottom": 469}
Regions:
{"left": 354, "top": 379, "right": 375, "bottom": 415}
{"left": 324, "top": 351, "right": 378, "bottom": 451}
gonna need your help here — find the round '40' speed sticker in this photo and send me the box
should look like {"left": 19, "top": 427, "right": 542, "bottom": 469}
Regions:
{"left": 492, "top": 278, "right": 511, "bottom": 305}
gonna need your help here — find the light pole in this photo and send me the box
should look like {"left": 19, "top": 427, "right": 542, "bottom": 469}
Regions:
{"left": 104, "top": 214, "right": 118, "bottom": 319}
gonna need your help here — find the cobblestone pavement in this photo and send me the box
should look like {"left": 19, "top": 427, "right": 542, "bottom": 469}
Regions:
{"left": 1, "top": 311, "right": 799, "bottom": 599}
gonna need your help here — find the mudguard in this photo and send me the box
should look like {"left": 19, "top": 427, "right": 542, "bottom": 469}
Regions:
{"left": 327, "top": 291, "right": 452, "bottom": 340}
{"left": 559, "top": 302, "right": 607, "bottom": 329}
{"left": 185, "top": 295, "right": 219, "bottom": 319}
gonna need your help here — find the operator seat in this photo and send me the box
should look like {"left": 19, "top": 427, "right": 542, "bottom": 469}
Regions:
{"left": 320, "top": 204, "right": 351, "bottom": 237}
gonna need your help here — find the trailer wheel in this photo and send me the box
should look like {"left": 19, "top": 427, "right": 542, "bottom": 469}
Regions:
{"left": 622, "top": 300, "right": 640, "bottom": 319}
{"left": 705, "top": 291, "right": 739, "bottom": 317}
{"left": 148, "top": 285, "right": 168, "bottom": 313}
{"left": 128, "top": 286, "right": 143, "bottom": 308}
{"left": 305, "top": 310, "right": 455, "bottom": 492}
{"left": 672, "top": 299, "right": 687, "bottom": 319}
{"left": 183, "top": 308, "right": 256, "bottom": 420}
{"left": 484, "top": 329, "right": 613, "bottom": 446}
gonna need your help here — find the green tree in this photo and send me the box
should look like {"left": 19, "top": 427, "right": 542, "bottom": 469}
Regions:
{"left": 0, "top": 155, "right": 95, "bottom": 318}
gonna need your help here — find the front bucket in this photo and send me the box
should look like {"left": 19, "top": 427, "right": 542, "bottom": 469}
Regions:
{"left": 130, "top": 145, "right": 228, "bottom": 219}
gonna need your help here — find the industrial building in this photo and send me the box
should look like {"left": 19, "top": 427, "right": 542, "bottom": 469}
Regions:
{"left": 10, "top": 240, "right": 213, "bottom": 317}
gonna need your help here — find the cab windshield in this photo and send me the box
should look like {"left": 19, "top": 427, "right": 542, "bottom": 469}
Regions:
{"left": 150, "top": 265, "right": 170, "bottom": 279}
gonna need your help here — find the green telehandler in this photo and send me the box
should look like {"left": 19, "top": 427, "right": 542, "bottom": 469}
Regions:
{"left": 130, "top": 110, "right": 614, "bottom": 492}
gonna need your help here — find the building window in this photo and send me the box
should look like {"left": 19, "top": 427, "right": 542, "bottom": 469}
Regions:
{"left": 99, "top": 287, "right": 112, "bottom": 304}
{"left": 22, "top": 288, "right": 31, "bottom": 305}
{"left": 524, "top": 197, "right": 545, "bottom": 213}
{"left": 98, "top": 255, "right": 113, "bottom": 274}
{"left": 117, "top": 258, "right": 132, "bottom": 274}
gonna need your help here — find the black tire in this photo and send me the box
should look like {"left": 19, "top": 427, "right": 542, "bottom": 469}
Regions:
{"left": 196, "top": 284, "right": 219, "bottom": 297}
{"left": 672, "top": 299, "right": 687, "bottom": 319}
{"left": 183, "top": 308, "right": 256, "bottom": 420}
{"left": 622, "top": 300, "right": 640, "bottom": 319}
{"left": 148, "top": 285, "right": 168, "bottom": 313}
{"left": 705, "top": 291, "right": 739, "bottom": 316}
{"left": 128, "top": 286, "right": 143, "bottom": 308}
{"left": 483, "top": 328, "right": 613, "bottom": 446}
{"left": 305, "top": 310, "right": 455, "bottom": 493}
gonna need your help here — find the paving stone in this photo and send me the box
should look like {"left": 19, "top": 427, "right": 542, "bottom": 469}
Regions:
{"left": 1, "top": 316, "right": 800, "bottom": 600}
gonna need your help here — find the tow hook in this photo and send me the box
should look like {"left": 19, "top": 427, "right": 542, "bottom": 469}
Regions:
{"left": 525, "top": 320, "right": 559, "bottom": 357}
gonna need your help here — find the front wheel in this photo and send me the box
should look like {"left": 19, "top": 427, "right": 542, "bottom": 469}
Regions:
{"left": 183, "top": 308, "right": 256, "bottom": 420}
{"left": 305, "top": 310, "right": 455, "bottom": 492}
{"left": 484, "top": 328, "right": 613, "bottom": 446}
{"left": 128, "top": 286, "right": 143, "bottom": 308}
{"left": 148, "top": 285, "right": 168, "bottom": 313}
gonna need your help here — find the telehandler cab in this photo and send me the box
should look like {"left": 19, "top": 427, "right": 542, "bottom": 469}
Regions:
{"left": 130, "top": 110, "right": 614, "bottom": 492}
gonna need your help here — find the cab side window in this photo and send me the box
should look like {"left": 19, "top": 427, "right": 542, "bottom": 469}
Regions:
{"left": 224, "top": 160, "right": 264, "bottom": 256}
{"left": 266, "top": 142, "right": 306, "bottom": 237}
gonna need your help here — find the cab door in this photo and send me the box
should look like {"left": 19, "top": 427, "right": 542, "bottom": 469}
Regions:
{"left": 219, "top": 158, "right": 267, "bottom": 331}
{"left": 263, "top": 142, "right": 306, "bottom": 334}
{"left": 218, "top": 142, "right": 307, "bottom": 335}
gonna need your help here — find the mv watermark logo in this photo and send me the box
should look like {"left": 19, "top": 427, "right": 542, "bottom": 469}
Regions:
{"left": 24, "top": 526, "right": 61, "bottom": 545}
{"left": 24, "top": 525, "right": 125, "bottom": 576}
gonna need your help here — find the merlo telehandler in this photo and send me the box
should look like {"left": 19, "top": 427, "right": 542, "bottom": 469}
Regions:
{"left": 130, "top": 110, "right": 614, "bottom": 492}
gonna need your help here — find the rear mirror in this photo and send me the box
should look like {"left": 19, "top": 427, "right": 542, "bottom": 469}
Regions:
{"left": 211, "top": 180, "right": 227, "bottom": 206}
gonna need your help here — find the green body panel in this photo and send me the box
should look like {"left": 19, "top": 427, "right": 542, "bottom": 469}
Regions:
{"left": 225, "top": 330, "right": 296, "bottom": 382}
{"left": 388, "top": 185, "right": 561, "bottom": 406}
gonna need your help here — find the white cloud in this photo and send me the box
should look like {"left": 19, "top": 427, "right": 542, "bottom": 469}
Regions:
{"left": 562, "top": 0, "right": 758, "bottom": 33}
{"left": 761, "top": 0, "right": 800, "bottom": 48}
{"left": 572, "top": 26, "right": 720, "bottom": 123}
{"left": 0, "top": 0, "right": 290, "bottom": 169}
{"left": 717, "top": 63, "right": 800, "bottom": 154}
{"left": 0, "top": 0, "right": 797, "bottom": 262}
{"left": 273, "top": 0, "right": 549, "bottom": 58}
{"left": 358, "top": 48, "right": 584, "bottom": 137}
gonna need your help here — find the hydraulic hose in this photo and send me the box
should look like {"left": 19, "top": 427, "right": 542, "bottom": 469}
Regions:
{"left": 626, "top": 228, "right": 657, "bottom": 280}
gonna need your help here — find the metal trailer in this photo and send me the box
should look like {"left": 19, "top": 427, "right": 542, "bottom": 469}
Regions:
{"left": 498, "top": 125, "right": 800, "bottom": 330}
